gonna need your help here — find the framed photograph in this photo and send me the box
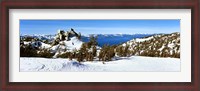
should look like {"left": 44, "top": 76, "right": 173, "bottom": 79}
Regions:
{"left": 1, "top": 0, "right": 199, "bottom": 91}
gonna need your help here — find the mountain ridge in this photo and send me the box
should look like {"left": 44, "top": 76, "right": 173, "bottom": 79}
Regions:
{"left": 118, "top": 32, "right": 180, "bottom": 58}
{"left": 20, "top": 30, "right": 180, "bottom": 59}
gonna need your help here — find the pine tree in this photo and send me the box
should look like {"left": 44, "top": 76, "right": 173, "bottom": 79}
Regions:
{"left": 98, "top": 50, "right": 103, "bottom": 61}
{"left": 124, "top": 44, "right": 130, "bottom": 57}
{"left": 69, "top": 52, "right": 73, "bottom": 60}
{"left": 77, "top": 50, "right": 83, "bottom": 63}
{"left": 88, "top": 35, "right": 98, "bottom": 48}
{"left": 92, "top": 46, "right": 97, "bottom": 57}
{"left": 20, "top": 44, "right": 39, "bottom": 57}
{"left": 116, "top": 46, "right": 123, "bottom": 57}
{"left": 88, "top": 52, "right": 94, "bottom": 61}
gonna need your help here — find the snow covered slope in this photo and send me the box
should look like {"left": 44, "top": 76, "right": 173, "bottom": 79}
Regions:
{"left": 121, "top": 32, "right": 180, "bottom": 58}
{"left": 50, "top": 37, "right": 84, "bottom": 57}
{"left": 20, "top": 56, "right": 180, "bottom": 72}
{"left": 21, "top": 36, "right": 84, "bottom": 57}
{"left": 50, "top": 37, "right": 83, "bottom": 51}
{"left": 22, "top": 41, "right": 51, "bottom": 49}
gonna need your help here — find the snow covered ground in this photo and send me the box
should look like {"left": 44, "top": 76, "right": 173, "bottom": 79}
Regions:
{"left": 20, "top": 56, "right": 180, "bottom": 72}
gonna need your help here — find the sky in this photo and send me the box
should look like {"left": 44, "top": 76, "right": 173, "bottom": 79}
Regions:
{"left": 20, "top": 20, "right": 180, "bottom": 35}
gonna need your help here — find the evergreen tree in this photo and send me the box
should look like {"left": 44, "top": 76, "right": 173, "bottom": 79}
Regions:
{"left": 92, "top": 46, "right": 97, "bottom": 57}
{"left": 98, "top": 50, "right": 103, "bottom": 61}
{"left": 20, "top": 44, "right": 38, "bottom": 57}
{"left": 123, "top": 44, "right": 130, "bottom": 57}
{"left": 88, "top": 35, "right": 98, "bottom": 48}
{"left": 77, "top": 50, "right": 84, "bottom": 63}
{"left": 98, "top": 44, "right": 116, "bottom": 61}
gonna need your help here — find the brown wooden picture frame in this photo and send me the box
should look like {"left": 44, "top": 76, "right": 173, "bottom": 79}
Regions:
{"left": 0, "top": 0, "right": 199, "bottom": 91}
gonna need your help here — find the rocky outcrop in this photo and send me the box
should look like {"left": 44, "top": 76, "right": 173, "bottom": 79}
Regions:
{"left": 52, "top": 28, "right": 81, "bottom": 46}
{"left": 65, "top": 28, "right": 80, "bottom": 41}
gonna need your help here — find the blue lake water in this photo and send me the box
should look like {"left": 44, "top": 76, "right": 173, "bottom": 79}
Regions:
{"left": 81, "top": 34, "right": 153, "bottom": 47}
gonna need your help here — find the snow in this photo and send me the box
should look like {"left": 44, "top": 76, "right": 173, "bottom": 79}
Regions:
{"left": 168, "top": 43, "right": 175, "bottom": 48}
{"left": 23, "top": 41, "right": 51, "bottom": 49}
{"left": 122, "top": 36, "right": 154, "bottom": 47}
{"left": 51, "top": 45, "right": 59, "bottom": 51}
{"left": 24, "top": 42, "right": 30, "bottom": 45}
{"left": 40, "top": 42, "right": 51, "bottom": 49}
{"left": 49, "top": 37, "right": 84, "bottom": 57}
{"left": 20, "top": 56, "right": 180, "bottom": 72}
{"left": 158, "top": 45, "right": 165, "bottom": 51}
{"left": 135, "top": 36, "right": 154, "bottom": 42}
{"left": 63, "top": 37, "right": 83, "bottom": 51}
